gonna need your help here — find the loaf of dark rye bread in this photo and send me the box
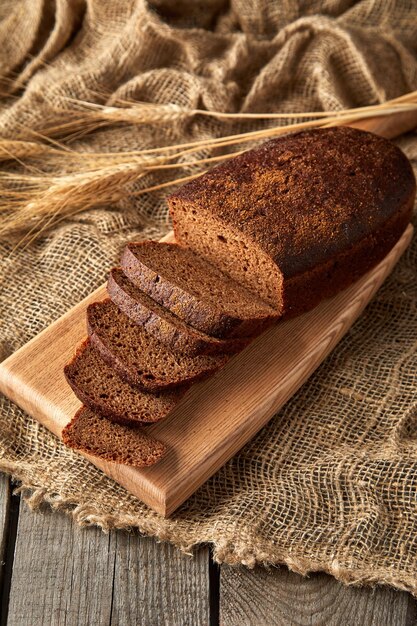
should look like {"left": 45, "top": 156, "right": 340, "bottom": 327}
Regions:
{"left": 169, "top": 126, "right": 416, "bottom": 317}
{"left": 62, "top": 406, "right": 166, "bottom": 467}
{"left": 121, "top": 241, "right": 279, "bottom": 338}
{"left": 65, "top": 339, "right": 186, "bottom": 425}
{"left": 107, "top": 268, "right": 251, "bottom": 355}
{"left": 87, "top": 299, "right": 228, "bottom": 391}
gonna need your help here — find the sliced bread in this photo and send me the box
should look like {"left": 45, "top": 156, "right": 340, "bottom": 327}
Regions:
{"left": 121, "top": 241, "right": 279, "bottom": 339}
{"left": 107, "top": 268, "right": 250, "bottom": 356}
{"left": 62, "top": 406, "right": 166, "bottom": 467}
{"left": 64, "top": 339, "right": 186, "bottom": 425}
{"left": 87, "top": 299, "right": 228, "bottom": 391}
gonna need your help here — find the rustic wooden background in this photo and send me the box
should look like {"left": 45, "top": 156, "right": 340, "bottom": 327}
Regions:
{"left": 1, "top": 474, "right": 416, "bottom": 625}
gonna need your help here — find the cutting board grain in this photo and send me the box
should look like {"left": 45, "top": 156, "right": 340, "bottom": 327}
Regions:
{"left": 0, "top": 225, "right": 413, "bottom": 516}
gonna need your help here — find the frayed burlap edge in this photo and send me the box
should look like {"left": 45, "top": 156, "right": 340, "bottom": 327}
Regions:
{"left": 1, "top": 0, "right": 417, "bottom": 599}
{"left": 3, "top": 461, "right": 417, "bottom": 597}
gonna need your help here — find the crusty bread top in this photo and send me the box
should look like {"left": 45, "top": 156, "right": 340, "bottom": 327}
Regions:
{"left": 121, "top": 241, "right": 279, "bottom": 337}
{"left": 107, "top": 268, "right": 250, "bottom": 355}
{"left": 169, "top": 127, "right": 416, "bottom": 277}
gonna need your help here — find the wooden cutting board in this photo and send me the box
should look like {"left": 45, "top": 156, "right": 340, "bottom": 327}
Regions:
{"left": 0, "top": 225, "right": 413, "bottom": 516}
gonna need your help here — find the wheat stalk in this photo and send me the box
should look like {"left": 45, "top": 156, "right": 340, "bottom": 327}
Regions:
{"left": 64, "top": 92, "right": 417, "bottom": 123}
{"left": 1, "top": 91, "right": 416, "bottom": 246}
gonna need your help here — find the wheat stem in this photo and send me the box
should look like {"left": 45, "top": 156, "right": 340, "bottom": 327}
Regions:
{"left": 0, "top": 91, "right": 416, "bottom": 247}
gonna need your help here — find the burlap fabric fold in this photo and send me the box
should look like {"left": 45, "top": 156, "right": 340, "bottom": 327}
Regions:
{"left": 1, "top": 0, "right": 417, "bottom": 593}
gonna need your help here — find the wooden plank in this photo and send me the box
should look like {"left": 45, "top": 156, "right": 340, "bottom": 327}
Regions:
{"left": 220, "top": 565, "right": 417, "bottom": 626}
{"left": 110, "top": 537, "right": 210, "bottom": 626}
{"left": 6, "top": 501, "right": 115, "bottom": 626}
{"left": 6, "top": 496, "right": 211, "bottom": 626}
{"left": 0, "top": 226, "right": 413, "bottom": 517}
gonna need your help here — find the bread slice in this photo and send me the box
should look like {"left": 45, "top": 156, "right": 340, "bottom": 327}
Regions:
{"left": 64, "top": 339, "right": 185, "bottom": 425}
{"left": 121, "top": 241, "right": 279, "bottom": 339}
{"left": 169, "top": 126, "right": 416, "bottom": 316}
{"left": 62, "top": 406, "right": 166, "bottom": 467}
{"left": 107, "top": 268, "right": 251, "bottom": 356}
{"left": 87, "top": 299, "right": 228, "bottom": 391}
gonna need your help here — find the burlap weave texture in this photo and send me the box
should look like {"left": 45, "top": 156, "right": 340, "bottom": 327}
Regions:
{"left": 1, "top": 0, "right": 417, "bottom": 593}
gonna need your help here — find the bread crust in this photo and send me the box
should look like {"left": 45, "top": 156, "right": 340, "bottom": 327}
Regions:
{"left": 121, "top": 242, "right": 279, "bottom": 338}
{"left": 87, "top": 300, "right": 228, "bottom": 392}
{"left": 169, "top": 126, "right": 416, "bottom": 314}
{"left": 62, "top": 406, "right": 167, "bottom": 467}
{"left": 64, "top": 338, "right": 185, "bottom": 425}
{"left": 283, "top": 196, "right": 413, "bottom": 316}
{"left": 107, "top": 269, "right": 250, "bottom": 355}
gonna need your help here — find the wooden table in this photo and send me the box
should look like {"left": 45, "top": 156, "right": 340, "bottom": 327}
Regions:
{"left": 0, "top": 474, "right": 416, "bottom": 625}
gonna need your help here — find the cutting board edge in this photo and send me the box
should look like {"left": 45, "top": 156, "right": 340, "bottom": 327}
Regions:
{"left": 0, "top": 224, "right": 413, "bottom": 517}
{"left": 162, "top": 224, "right": 414, "bottom": 513}
{"left": 0, "top": 358, "right": 170, "bottom": 515}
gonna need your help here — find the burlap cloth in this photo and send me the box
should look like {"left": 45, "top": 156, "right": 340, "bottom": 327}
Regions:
{"left": 1, "top": 0, "right": 417, "bottom": 593}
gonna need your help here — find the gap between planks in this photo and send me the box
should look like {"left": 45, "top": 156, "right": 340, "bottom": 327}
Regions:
{"left": 2, "top": 486, "right": 417, "bottom": 626}
{"left": 4, "top": 498, "right": 212, "bottom": 626}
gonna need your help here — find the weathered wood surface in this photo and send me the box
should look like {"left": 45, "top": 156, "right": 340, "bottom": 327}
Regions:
{"left": 6, "top": 499, "right": 115, "bottom": 626}
{"left": 0, "top": 485, "right": 416, "bottom": 625}
{"left": 5, "top": 495, "right": 210, "bottom": 626}
{"left": 220, "top": 565, "right": 417, "bottom": 626}
{"left": 110, "top": 535, "right": 210, "bottom": 626}
{"left": 0, "top": 226, "right": 413, "bottom": 517}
